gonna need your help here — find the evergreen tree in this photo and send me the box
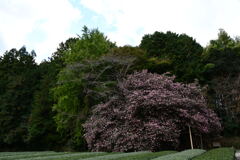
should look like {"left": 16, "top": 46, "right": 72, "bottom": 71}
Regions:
{"left": 0, "top": 47, "right": 38, "bottom": 149}
{"left": 140, "top": 31, "right": 203, "bottom": 82}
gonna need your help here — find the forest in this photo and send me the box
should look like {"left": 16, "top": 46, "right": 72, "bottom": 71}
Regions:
{"left": 0, "top": 26, "right": 239, "bottom": 151}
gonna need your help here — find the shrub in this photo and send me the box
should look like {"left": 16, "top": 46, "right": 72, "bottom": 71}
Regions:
{"left": 192, "top": 148, "right": 235, "bottom": 160}
{"left": 152, "top": 149, "right": 205, "bottom": 160}
{"left": 83, "top": 71, "right": 222, "bottom": 152}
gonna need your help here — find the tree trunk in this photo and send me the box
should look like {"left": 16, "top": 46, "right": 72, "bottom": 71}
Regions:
{"left": 188, "top": 125, "right": 193, "bottom": 149}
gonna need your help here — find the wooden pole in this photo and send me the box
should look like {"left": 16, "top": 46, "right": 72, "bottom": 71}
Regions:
{"left": 188, "top": 125, "right": 194, "bottom": 149}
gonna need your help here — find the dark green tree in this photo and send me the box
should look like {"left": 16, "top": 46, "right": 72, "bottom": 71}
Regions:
{"left": 26, "top": 38, "right": 74, "bottom": 150}
{"left": 140, "top": 31, "right": 203, "bottom": 82}
{"left": 202, "top": 29, "right": 240, "bottom": 80}
{"left": 26, "top": 61, "right": 62, "bottom": 150}
{"left": 202, "top": 29, "right": 240, "bottom": 136}
{"left": 0, "top": 47, "right": 38, "bottom": 149}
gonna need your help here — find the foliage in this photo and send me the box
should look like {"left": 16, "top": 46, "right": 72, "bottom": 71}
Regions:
{"left": 206, "top": 75, "right": 240, "bottom": 136}
{"left": 24, "top": 39, "right": 69, "bottom": 150}
{"left": 51, "top": 37, "right": 79, "bottom": 66}
{"left": 52, "top": 47, "right": 145, "bottom": 150}
{"left": 63, "top": 26, "right": 116, "bottom": 64}
{"left": 140, "top": 31, "right": 203, "bottom": 82}
{"left": 202, "top": 29, "right": 240, "bottom": 136}
{"left": 152, "top": 149, "right": 205, "bottom": 160}
{"left": 192, "top": 148, "right": 235, "bottom": 160}
{"left": 26, "top": 60, "right": 63, "bottom": 150}
{"left": 83, "top": 70, "right": 221, "bottom": 152}
{"left": 144, "top": 57, "right": 173, "bottom": 75}
{"left": 108, "top": 46, "right": 148, "bottom": 71}
{"left": 0, "top": 47, "right": 39, "bottom": 149}
{"left": 52, "top": 26, "right": 116, "bottom": 150}
{"left": 202, "top": 29, "right": 240, "bottom": 79}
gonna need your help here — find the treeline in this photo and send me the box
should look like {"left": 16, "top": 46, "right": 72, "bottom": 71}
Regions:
{"left": 0, "top": 27, "right": 239, "bottom": 151}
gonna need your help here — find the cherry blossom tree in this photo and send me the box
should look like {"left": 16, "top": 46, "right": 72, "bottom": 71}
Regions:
{"left": 83, "top": 70, "right": 221, "bottom": 152}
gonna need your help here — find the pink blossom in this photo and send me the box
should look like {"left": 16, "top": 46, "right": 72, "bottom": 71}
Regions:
{"left": 83, "top": 70, "right": 221, "bottom": 152}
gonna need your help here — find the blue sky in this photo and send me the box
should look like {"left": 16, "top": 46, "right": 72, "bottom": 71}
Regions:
{"left": 1, "top": 0, "right": 240, "bottom": 62}
{"left": 69, "top": 0, "right": 115, "bottom": 35}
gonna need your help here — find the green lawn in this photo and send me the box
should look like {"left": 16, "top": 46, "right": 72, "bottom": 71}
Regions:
{"left": 151, "top": 149, "right": 205, "bottom": 160}
{"left": 192, "top": 148, "right": 235, "bottom": 160}
{"left": 0, "top": 148, "right": 236, "bottom": 160}
{"left": 0, "top": 151, "right": 173, "bottom": 160}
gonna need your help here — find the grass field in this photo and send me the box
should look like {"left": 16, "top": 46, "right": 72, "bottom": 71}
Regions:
{"left": 0, "top": 151, "right": 173, "bottom": 160}
{"left": 0, "top": 148, "right": 235, "bottom": 160}
{"left": 192, "top": 148, "right": 235, "bottom": 160}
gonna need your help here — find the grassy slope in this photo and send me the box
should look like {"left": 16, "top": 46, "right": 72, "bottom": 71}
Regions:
{"left": 7, "top": 149, "right": 238, "bottom": 160}
{"left": 0, "top": 151, "right": 176, "bottom": 160}
{"left": 0, "top": 152, "right": 107, "bottom": 160}
{"left": 0, "top": 152, "right": 67, "bottom": 160}
{"left": 82, "top": 152, "right": 151, "bottom": 160}
{"left": 152, "top": 149, "right": 205, "bottom": 160}
{"left": 115, "top": 151, "right": 177, "bottom": 160}
{"left": 192, "top": 148, "right": 235, "bottom": 160}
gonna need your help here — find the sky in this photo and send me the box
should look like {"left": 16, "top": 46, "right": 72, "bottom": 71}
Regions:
{"left": 1, "top": 0, "right": 240, "bottom": 63}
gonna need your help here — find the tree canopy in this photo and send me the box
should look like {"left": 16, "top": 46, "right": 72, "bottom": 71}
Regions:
{"left": 52, "top": 26, "right": 116, "bottom": 149}
{"left": 83, "top": 71, "right": 221, "bottom": 152}
{"left": 140, "top": 31, "right": 203, "bottom": 82}
{"left": 202, "top": 29, "right": 240, "bottom": 136}
{"left": 0, "top": 47, "right": 38, "bottom": 149}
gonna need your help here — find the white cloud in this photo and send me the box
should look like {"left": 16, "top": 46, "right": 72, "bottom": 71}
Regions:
{"left": 0, "top": 0, "right": 81, "bottom": 62}
{"left": 80, "top": 0, "right": 240, "bottom": 47}
{"left": 1, "top": 0, "right": 240, "bottom": 62}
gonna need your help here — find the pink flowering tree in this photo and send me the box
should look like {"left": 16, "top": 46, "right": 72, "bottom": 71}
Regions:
{"left": 83, "top": 70, "right": 221, "bottom": 152}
